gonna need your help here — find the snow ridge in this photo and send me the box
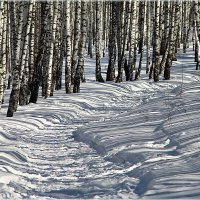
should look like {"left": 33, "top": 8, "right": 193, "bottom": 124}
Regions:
{"left": 0, "top": 48, "right": 200, "bottom": 198}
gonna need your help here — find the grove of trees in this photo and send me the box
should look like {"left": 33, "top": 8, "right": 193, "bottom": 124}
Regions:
{"left": 0, "top": 0, "right": 199, "bottom": 117}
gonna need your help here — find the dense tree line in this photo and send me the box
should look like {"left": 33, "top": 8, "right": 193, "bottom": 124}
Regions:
{"left": 0, "top": 0, "right": 199, "bottom": 116}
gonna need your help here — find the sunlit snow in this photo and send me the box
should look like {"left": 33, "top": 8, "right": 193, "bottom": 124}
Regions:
{"left": 0, "top": 46, "right": 200, "bottom": 199}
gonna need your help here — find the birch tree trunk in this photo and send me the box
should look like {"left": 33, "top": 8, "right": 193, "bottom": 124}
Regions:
{"left": 106, "top": 2, "right": 116, "bottom": 81}
{"left": 146, "top": 1, "right": 151, "bottom": 74}
{"left": 29, "top": 2, "right": 46, "bottom": 103}
{"left": 149, "top": 1, "right": 155, "bottom": 79}
{"left": 8, "top": 2, "right": 16, "bottom": 74}
{"left": 0, "top": 1, "right": 6, "bottom": 106}
{"left": 183, "top": 1, "right": 187, "bottom": 53}
{"left": 153, "top": 0, "right": 160, "bottom": 82}
{"left": 172, "top": 1, "right": 180, "bottom": 61}
{"left": 19, "top": 48, "right": 29, "bottom": 105}
{"left": 149, "top": 1, "right": 161, "bottom": 81}
{"left": 194, "top": 1, "right": 200, "bottom": 70}
{"left": 53, "top": 2, "right": 62, "bottom": 91}
{"left": 164, "top": 1, "right": 176, "bottom": 80}
{"left": 18, "top": 1, "right": 33, "bottom": 106}
{"left": 4, "top": 1, "right": 9, "bottom": 79}
{"left": 7, "top": 2, "right": 29, "bottom": 117}
{"left": 185, "top": 1, "right": 193, "bottom": 50}
{"left": 135, "top": 1, "right": 146, "bottom": 80}
{"left": 138, "top": 1, "right": 145, "bottom": 54}
{"left": 45, "top": 1, "right": 58, "bottom": 98}
{"left": 127, "top": 1, "right": 137, "bottom": 81}
{"left": 160, "top": 1, "right": 169, "bottom": 55}
{"left": 95, "top": 1, "right": 104, "bottom": 82}
{"left": 194, "top": 21, "right": 200, "bottom": 70}
{"left": 65, "top": 0, "right": 72, "bottom": 93}
{"left": 116, "top": 2, "right": 128, "bottom": 83}
{"left": 28, "top": 1, "right": 36, "bottom": 87}
{"left": 71, "top": 1, "right": 81, "bottom": 85}
{"left": 88, "top": 1, "right": 93, "bottom": 58}
{"left": 159, "top": 2, "right": 170, "bottom": 74}
{"left": 73, "top": 1, "right": 87, "bottom": 93}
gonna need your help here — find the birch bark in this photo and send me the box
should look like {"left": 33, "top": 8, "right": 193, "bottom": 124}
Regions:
{"left": 65, "top": 0, "right": 72, "bottom": 93}
{"left": 46, "top": 1, "right": 58, "bottom": 98}
{"left": 106, "top": 2, "right": 116, "bottom": 81}
{"left": 95, "top": 1, "right": 104, "bottom": 82}
{"left": 73, "top": 1, "right": 87, "bottom": 93}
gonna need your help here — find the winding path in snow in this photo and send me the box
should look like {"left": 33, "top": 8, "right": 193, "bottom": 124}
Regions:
{"left": 0, "top": 47, "right": 199, "bottom": 198}
{"left": 75, "top": 48, "right": 200, "bottom": 198}
{"left": 0, "top": 80, "right": 144, "bottom": 199}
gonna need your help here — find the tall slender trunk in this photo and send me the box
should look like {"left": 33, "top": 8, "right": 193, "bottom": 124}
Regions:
{"left": 53, "top": 2, "right": 62, "bottom": 91}
{"left": 116, "top": 2, "right": 128, "bottom": 83}
{"left": 88, "top": 1, "right": 93, "bottom": 58}
{"left": 146, "top": 1, "right": 151, "bottom": 74}
{"left": 30, "top": 2, "right": 46, "bottom": 103}
{"left": 45, "top": 1, "right": 58, "bottom": 98}
{"left": 73, "top": 1, "right": 87, "bottom": 93}
{"left": 194, "top": 21, "right": 200, "bottom": 70}
{"left": 160, "top": 2, "right": 169, "bottom": 55}
{"left": 183, "top": 1, "right": 187, "bottom": 53}
{"left": 106, "top": 2, "right": 116, "bottom": 81}
{"left": 7, "top": 2, "right": 29, "bottom": 117}
{"left": 172, "top": 1, "right": 180, "bottom": 61}
{"left": 19, "top": 1, "right": 33, "bottom": 105}
{"left": 0, "top": 1, "right": 6, "bottom": 106}
{"left": 95, "top": 1, "right": 104, "bottom": 82}
{"left": 149, "top": 1, "right": 155, "bottom": 79}
{"left": 127, "top": 1, "right": 137, "bottom": 81}
{"left": 164, "top": 1, "right": 175, "bottom": 80}
{"left": 135, "top": 1, "right": 146, "bottom": 80}
{"left": 159, "top": 2, "right": 170, "bottom": 74}
{"left": 65, "top": 1, "right": 72, "bottom": 93}
{"left": 194, "top": 1, "right": 200, "bottom": 70}
{"left": 153, "top": 0, "right": 160, "bottom": 82}
{"left": 71, "top": 1, "right": 81, "bottom": 85}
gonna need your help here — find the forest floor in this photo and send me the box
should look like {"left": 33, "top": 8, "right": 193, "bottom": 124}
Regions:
{"left": 0, "top": 46, "right": 200, "bottom": 199}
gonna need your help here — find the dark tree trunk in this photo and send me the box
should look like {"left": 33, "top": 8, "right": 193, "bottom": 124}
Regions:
{"left": 106, "top": 2, "right": 116, "bottom": 81}
{"left": 73, "top": 1, "right": 87, "bottom": 93}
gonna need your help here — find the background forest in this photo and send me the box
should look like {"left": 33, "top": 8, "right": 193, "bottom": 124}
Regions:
{"left": 0, "top": 1, "right": 200, "bottom": 199}
{"left": 0, "top": 0, "right": 199, "bottom": 117}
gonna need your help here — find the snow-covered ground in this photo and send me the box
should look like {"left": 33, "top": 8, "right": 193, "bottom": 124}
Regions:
{"left": 0, "top": 46, "right": 200, "bottom": 199}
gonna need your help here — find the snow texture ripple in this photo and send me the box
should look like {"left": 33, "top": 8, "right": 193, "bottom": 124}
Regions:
{"left": 0, "top": 47, "right": 200, "bottom": 199}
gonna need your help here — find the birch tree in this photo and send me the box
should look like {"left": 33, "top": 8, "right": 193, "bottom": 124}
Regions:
{"left": 73, "top": 1, "right": 87, "bottom": 93}
{"left": 164, "top": 1, "right": 176, "bottom": 80}
{"left": 116, "top": 2, "right": 128, "bottom": 83}
{"left": 7, "top": 2, "right": 29, "bottom": 117}
{"left": 87, "top": 1, "right": 93, "bottom": 58}
{"left": 135, "top": 1, "right": 146, "bottom": 80}
{"left": 146, "top": 1, "right": 151, "bottom": 74}
{"left": 159, "top": 1, "right": 170, "bottom": 74}
{"left": 0, "top": 1, "right": 6, "bottom": 106}
{"left": 106, "top": 2, "right": 116, "bottom": 81}
{"left": 65, "top": 0, "right": 72, "bottom": 93}
{"left": 29, "top": 2, "right": 47, "bottom": 103}
{"left": 19, "top": 1, "right": 33, "bottom": 105}
{"left": 95, "top": 1, "right": 104, "bottom": 82}
{"left": 71, "top": 1, "right": 81, "bottom": 85}
{"left": 45, "top": 1, "right": 58, "bottom": 98}
{"left": 194, "top": 1, "right": 200, "bottom": 70}
{"left": 183, "top": 1, "right": 188, "bottom": 53}
{"left": 153, "top": 0, "right": 160, "bottom": 82}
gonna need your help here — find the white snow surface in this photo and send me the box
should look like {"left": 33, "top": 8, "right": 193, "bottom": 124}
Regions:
{"left": 0, "top": 47, "right": 200, "bottom": 199}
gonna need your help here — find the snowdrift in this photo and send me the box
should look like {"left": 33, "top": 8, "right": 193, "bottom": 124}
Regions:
{"left": 0, "top": 47, "right": 200, "bottom": 198}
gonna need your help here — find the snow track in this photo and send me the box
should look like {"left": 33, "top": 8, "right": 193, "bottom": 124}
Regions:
{"left": 0, "top": 48, "right": 200, "bottom": 198}
{"left": 0, "top": 80, "right": 143, "bottom": 199}
{"left": 75, "top": 50, "right": 200, "bottom": 198}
